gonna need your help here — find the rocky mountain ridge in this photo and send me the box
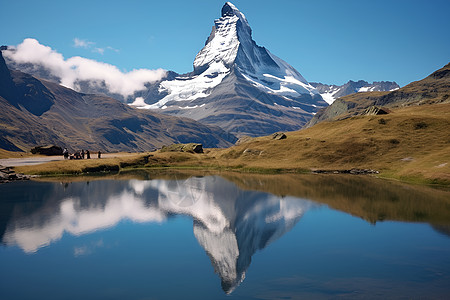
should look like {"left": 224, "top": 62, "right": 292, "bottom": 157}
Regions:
{"left": 306, "top": 62, "right": 450, "bottom": 127}
{"left": 310, "top": 80, "right": 400, "bottom": 104}
{"left": 0, "top": 51, "right": 236, "bottom": 152}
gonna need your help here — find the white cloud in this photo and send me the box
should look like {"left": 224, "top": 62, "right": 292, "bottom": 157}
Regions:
{"left": 4, "top": 38, "right": 167, "bottom": 98}
{"left": 73, "top": 38, "right": 94, "bottom": 48}
{"left": 107, "top": 46, "right": 120, "bottom": 53}
{"left": 93, "top": 47, "right": 105, "bottom": 55}
{"left": 73, "top": 38, "right": 120, "bottom": 55}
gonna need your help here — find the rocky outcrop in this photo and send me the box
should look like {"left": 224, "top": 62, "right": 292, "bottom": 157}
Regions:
{"left": 271, "top": 132, "right": 286, "bottom": 140}
{"left": 160, "top": 143, "right": 204, "bottom": 153}
{"left": 30, "top": 145, "right": 63, "bottom": 156}
{"left": 0, "top": 165, "right": 30, "bottom": 183}
{"left": 305, "top": 98, "right": 358, "bottom": 127}
{"left": 242, "top": 148, "right": 262, "bottom": 156}
{"left": 312, "top": 168, "right": 379, "bottom": 175}
{"left": 235, "top": 136, "right": 254, "bottom": 145}
{"left": 363, "top": 106, "right": 391, "bottom": 116}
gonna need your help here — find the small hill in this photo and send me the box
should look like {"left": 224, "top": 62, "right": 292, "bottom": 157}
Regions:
{"left": 307, "top": 62, "right": 450, "bottom": 127}
{"left": 0, "top": 52, "right": 236, "bottom": 152}
{"left": 214, "top": 102, "right": 450, "bottom": 184}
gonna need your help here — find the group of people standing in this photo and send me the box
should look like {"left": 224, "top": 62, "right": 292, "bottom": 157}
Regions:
{"left": 63, "top": 148, "right": 101, "bottom": 160}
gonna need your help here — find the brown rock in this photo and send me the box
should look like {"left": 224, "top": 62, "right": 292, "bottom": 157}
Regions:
{"left": 271, "top": 132, "right": 287, "bottom": 140}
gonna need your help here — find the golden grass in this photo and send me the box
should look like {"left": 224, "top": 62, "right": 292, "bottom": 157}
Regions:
{"left": 15, "top": 153, "right": 147, "bottom": 175}
{"left": 14, "top": 103, "right": 450, "bottom": 185}
{"left": 212, "top": 103, "right": 450, "bottom": 184}
{"left": 0, "top": 149, "right": 31, "bottom": 159}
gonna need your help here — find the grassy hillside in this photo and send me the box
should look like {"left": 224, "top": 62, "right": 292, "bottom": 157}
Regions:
{"left": 0, "top": 149, "right": 30, "bottom": 159}
{"left": 15, "top": 102, "right": 450, "bottom": 185}
{"left": 308, "top": 62, "right": 450, "bottom": 127}
{"left": 214, "top": 103, "right": 450, "bottom": 184}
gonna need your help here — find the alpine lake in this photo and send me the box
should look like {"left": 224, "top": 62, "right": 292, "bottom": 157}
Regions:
{"left": 1, "top": 170, "right": 449, "bottom": 299}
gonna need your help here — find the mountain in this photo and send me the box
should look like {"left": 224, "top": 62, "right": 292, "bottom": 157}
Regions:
{"left": 3, "top": 3, "right": 406, "bottom": 138}
{"left": 310, "top": 80, "right": 399, "bottom": 104}
{"left": 307, "top": 62, "right": 450, "bottom": 127}
{"left": 130, "top": 2, "right": 327, "bottom": 137}
{"left": 0, "top": 51, "right": 236, "bottom": 152}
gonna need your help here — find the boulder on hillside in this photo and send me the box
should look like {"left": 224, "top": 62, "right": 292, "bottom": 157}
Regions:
{"left": 364, "top": 106, "right": 391, "bottom": 116}
{"left": 235, "top": 136, "right": 254, "bottom": 145}
{"left": 271, "top": 132, "right": 287, "bottom": 140}
{"left": 160, "top": 143, "right": 204, "bottom": 154}
{"left": 30, "top": 145, "right": 63, "bottom": 156}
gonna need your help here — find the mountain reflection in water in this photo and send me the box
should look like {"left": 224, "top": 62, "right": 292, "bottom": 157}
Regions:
{"left": 1, "top": 175, "right": 313, "bottom": 293}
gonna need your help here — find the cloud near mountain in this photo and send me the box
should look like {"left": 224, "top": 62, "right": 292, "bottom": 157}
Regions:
{"left": 3, "top": 38, "right": 167, "bottom": 98}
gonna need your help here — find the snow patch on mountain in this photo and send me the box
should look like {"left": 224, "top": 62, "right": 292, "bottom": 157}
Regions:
{"left": 133, "top": 61, "right": 230, "bottom": 109}
{"left": 193, "top": 10, "right": 242, "bottom": 71}
{"left": 317, "top": 86, "right": 341, "bottom": 104}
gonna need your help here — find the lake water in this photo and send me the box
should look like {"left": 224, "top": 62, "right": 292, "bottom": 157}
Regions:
{"left": 1, "top": 171, "right": 449, "bottom": 299}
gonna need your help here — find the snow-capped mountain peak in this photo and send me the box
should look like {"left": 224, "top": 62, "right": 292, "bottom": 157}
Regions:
{"left": 132, "top": 2, "right": 327, "bottom": 137}
{"left": 221, "top": 1, "right": 251, "bottom": 35}
{"left": 193, "top": 2, "right": 252, "bottom": 73}
{"left": 191, "top": 2, "right": 316, "bottom": 98}
{"left": 222, "top": 2, "right": 247, "bottom": 20}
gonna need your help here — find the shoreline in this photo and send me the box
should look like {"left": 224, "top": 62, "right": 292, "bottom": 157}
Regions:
{"left": 8, "top": 154, "right": 449, "bottom": 188}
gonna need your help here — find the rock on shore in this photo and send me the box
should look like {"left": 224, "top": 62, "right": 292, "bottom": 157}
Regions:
{"left": 0, "top": 165, "right": 30, "bottom": 183}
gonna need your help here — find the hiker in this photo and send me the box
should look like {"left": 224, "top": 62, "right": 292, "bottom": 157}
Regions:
{"left": 98, "top": 150, "right": 101, "bottom": 159}
{"left": 86, "top": 150, "right": 90, "bottom": 159}
{"left": 81, "top": 150, "right": 85, "bottom": 159}
{"left": 63, "top": 148, "right": 69, "bottom": 159}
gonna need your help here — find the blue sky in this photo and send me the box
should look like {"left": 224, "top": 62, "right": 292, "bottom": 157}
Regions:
{"left": 1, "top": 0, "right": 449, "bottom": 86}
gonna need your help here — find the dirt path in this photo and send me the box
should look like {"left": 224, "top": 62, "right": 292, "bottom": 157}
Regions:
{"left": 0, "top": 153, "right": 134, "bottom": 167}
